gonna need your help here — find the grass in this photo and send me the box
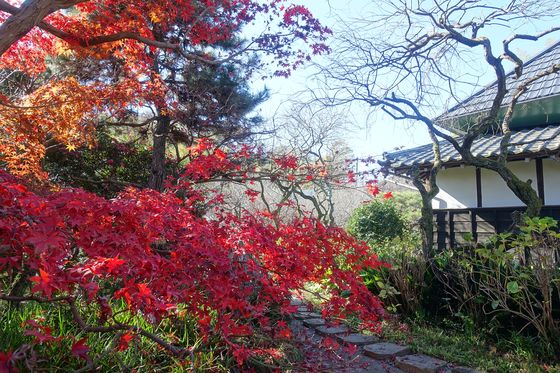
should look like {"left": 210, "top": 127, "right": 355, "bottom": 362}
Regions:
{"left": 381, "top": 318, "right": 560, "bottom": 373}
{"left": 0, "top": 298, "right": 308, "bottom": 372}
{"left": 0, "top": 301, "right": 233, "bottom": 372}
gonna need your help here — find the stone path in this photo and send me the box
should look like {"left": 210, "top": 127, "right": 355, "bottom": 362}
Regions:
{"left": 289, "top": 299, "right": 481, "bottom": 373}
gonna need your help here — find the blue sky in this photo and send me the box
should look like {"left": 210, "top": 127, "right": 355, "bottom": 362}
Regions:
{"left": 249, "top": 0, "right": 560, "bottom": 159}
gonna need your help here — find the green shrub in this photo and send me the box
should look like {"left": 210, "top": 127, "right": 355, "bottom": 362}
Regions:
{"left": 433, "top": 216, "right": 560, "bottom": 354}
{"left": 361, "top": 231, "right": 426, "bottom": 315}
{"left": 390, "top": 191, "right": 422, "bottom": 227}
{"left": 347, "top": 199, "right": 405, "bottom": 244}
{"left": 44, "top": 131, "right": 154, "bottom": 197}
{"left": 348, "top": 197, "right": 426, "bottom": 316}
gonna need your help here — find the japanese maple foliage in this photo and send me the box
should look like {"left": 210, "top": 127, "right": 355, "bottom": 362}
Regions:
{"left": 0, "top": 145, "right": 386, "bottom": 367}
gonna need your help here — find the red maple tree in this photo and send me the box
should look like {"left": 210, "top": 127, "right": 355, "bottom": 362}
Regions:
{"left": 0, "top": 147, "right": 386, "bottom": 367}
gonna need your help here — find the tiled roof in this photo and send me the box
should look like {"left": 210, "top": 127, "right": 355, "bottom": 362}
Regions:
{"left": 435, "top": 41, "right": 560, "bottom": 125}
{"left": 384, "top": 126, "right": 560, "bottom": 170}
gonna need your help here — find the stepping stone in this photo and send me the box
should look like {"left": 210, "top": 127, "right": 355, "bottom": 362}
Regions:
{"left": 293, "top": 312, "right": 322, "bottom": 320}
{"left": 306, "top": 312, "right": 322, "bottom": 318}
{"left": 395, "top": 354, "right": 447, "bottom": 373}
{"left": 315, "top": 325, "right": 350, "bottom": 336}
{"left": 452, "top": 367, "right": 482, "bottom": 373}
{"left": 344, "top": 354, "right": 407, "bottom": 372}
{"left": 293, "top": 312, "right": 311, "bottom": 320}
{"left": 338, "top": 333, "right": 380, "bottom": 346}
{"left": 290, "top": 298, "right": 304, "bottom": 306}
{"left": 297, "top": 305, "right": 311, "bottom": 312}
{"left": 303, "top": 318, "right": 326, "bottom": 328}
{"left": 363, "top": 342, "right": 411, "bottom": 360}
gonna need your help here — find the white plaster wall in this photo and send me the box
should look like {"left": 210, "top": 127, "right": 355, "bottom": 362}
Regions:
{"left": 481, "top": 160, "right": 537, "bottom": 208}
{"left": 432, "top": 158, "right": 560, "bottom": 210}
{"left": 543, "top": 158, "right": 560, "bottom": 205}
{"left": 432, "top": 167, "right": 477, "bottom": 209}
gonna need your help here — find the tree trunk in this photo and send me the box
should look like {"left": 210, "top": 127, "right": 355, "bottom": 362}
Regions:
{"left": 471, "top": 158, "right": 542, "bottom": 217}
{"left": 419, "top": 194, "right": 434, "bottom": 256}
{"left": 412, "top": 176, "right": 439, "bottom": 259}
{"left": 0, "top": 0, "right": 84, "bottom": 57}
{"left": 148, "top": 115, "right": 170, "bottom": 191}
{"left": 495, "top": 166, "right": 542, "bottom": 217}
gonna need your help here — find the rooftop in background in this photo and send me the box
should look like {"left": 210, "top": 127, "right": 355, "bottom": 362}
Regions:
{"left": 383, "top": 126, "right": 560, "bottom": 174}
{"left": 435, "top": 41, "right": 560, "bottom": 132}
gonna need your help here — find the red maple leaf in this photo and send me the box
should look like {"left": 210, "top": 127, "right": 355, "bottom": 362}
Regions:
{"left": 30, "top": 269, "right": 56, "bottom": 298}
{"left": 117, "top": 332, "right": 134, "bottom": 351}
{"left": 71, "top": 338, "right": 90, "bottom": 360}
{"left": 0, "top": 350, "right": 14, "bottom": 373}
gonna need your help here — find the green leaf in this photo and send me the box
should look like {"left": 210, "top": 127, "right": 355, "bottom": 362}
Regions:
{"left": 507, "top": 281, "right": 520, "bottom": 294}
{"left": 491, "top": 300, "right": 499, "bottom": 310}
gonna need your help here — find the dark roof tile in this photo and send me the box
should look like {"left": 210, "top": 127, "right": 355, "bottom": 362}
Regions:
{"left": 436, "top": 41, "right": 560, "bottom": 124}
{"left": 384, "top": 126, "right": 560, "bottom": 170}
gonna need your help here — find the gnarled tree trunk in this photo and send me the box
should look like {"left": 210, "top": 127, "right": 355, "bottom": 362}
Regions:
{"left": 413, "top": 176, "right": 439, "bottom": 259}
{"left": 149, "top": 115, "right": 170, "bottom": 191}
{"left": 467, "top": 156, "right": 542, "bottom": 217}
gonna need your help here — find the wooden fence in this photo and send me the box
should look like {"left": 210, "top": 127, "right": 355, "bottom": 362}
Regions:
{"left": 432, "top": 205, "right": 560, "bottom": 250}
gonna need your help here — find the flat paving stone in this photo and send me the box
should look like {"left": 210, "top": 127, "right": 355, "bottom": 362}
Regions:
{"left": 306, "top": 312, "right": 322, "bottom": 318}
{"left": 293, "top": 312, "right": 322, "bottom": 320}
{"left": 338, "top": 333, "right": 380, "bottom": 346}
{"left": 315, "top": 325, "right": 350, "bottom": 336}
{"left": 303, "top": 318, "right": 326, "bottom": 328}
{"left": 290, "top": 298, "right": 304, "bottom": 306}
{"left": 338, "top": 355, "right": 407, "bottom": 372}
{"left": 395, "top": 354, "right": 447, "bottom": 373}
{"left": 297, "top": 305, "right": 311, "bottom": 312}
{"left": 363, "top": 342, "right": 411, "bottom": 360}
{"left": 293, "top": 312, "right": 312, "bottom": 320}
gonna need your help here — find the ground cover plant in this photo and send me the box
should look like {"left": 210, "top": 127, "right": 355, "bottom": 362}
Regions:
{"left": 381, "top": 318, "right": 560, "bottom": 373}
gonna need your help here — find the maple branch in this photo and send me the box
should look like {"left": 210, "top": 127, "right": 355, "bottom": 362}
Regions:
{"left": 502, "top": 27, "right": 560, "bottom": 77}
{"left": 66, "top": 298, "right": 186, "bottom": 357}
{"left": 0, "top": 1, "right": 218, "bottom": 65}
{"left": 99, "top": 116, "right": 160, "bottom": 128}
{"left": 0, "top": 0, "right": 87, "bottom": 57}
{"left": 498, "top": 62, "right": 560, "bottom": 163}
{"left": 0, "top": 294, "right": 71, "bottom": 303}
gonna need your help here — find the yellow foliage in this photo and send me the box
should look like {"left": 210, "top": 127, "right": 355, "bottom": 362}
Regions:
{"left": 0, "top": 77, "right": 99, "bottom": 179}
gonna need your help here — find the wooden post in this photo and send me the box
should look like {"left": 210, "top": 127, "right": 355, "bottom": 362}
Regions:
{"left": 470, "top": 209, "right": 478, "bottom": 244}
{"left": 536, "top": 158, "right": 545, "bottom": 204}
{"left": 449, "top": 211, "right": 455, "bottom": 248}
{"left": 476, "top": 168, "right": 482, "bottom": 208}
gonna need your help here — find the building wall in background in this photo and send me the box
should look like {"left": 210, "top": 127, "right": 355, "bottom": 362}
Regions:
{"left": 432, "top": 167, "right": 477, "bottom": 209}
{"left": 481, "top": 161, "right": 537, "bottom": 207}
{"left": 543, "top": 158, "right": 560, "bottom": 205}
{"left": 432, "top": 158, "right": 560, "bottom": 209}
